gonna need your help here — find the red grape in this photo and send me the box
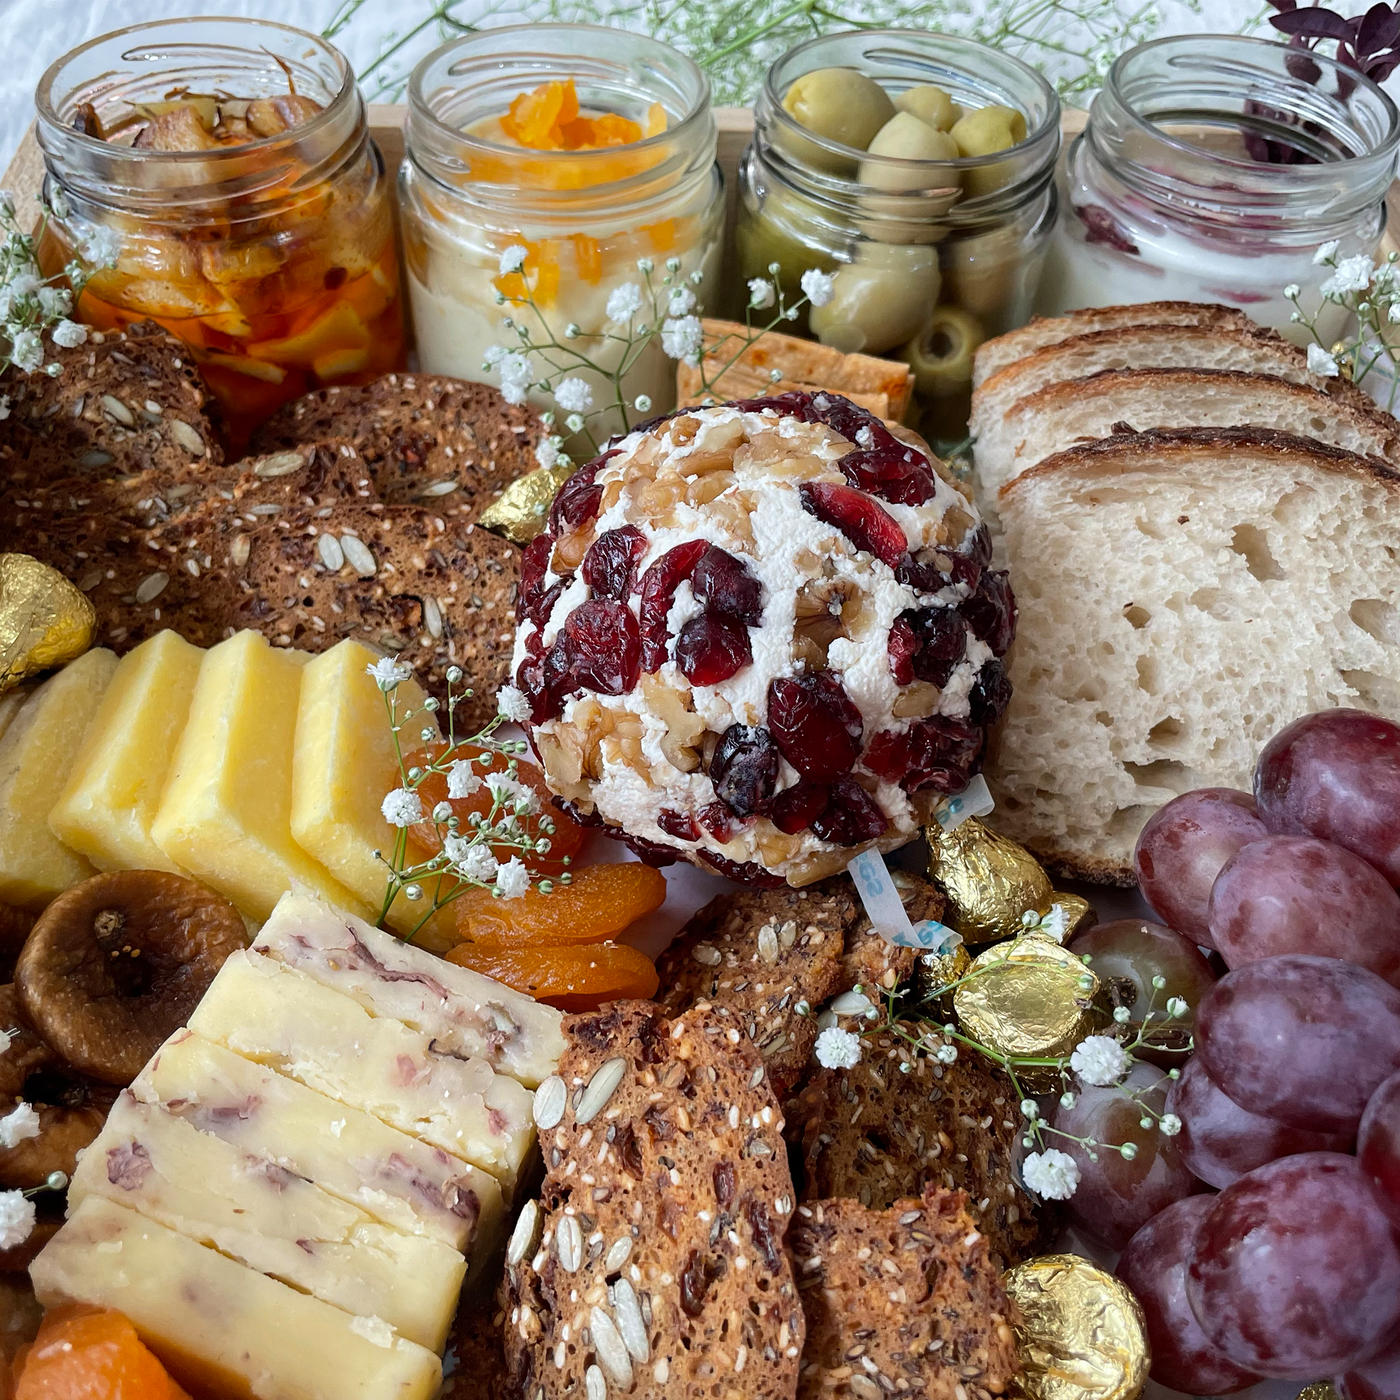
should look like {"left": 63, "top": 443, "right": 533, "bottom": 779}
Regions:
{"left": 1135, "top": 789, "right": 1269, "bottom": 946}
{"left": 1340, "top": 1331, "right": 1400, "bottom": 1400}
{"left": 1255, "top": 709, "right": 1400, "bottom": 886}
{"left": 1116, "top": 1196, "right": 1262, "bottom": 1395}
{"left": 1207, "top": 835, "right": 1400, "bottom": 983}
{"left": 1195, "top": 955, "right": 1400, "bottom": 1133}
{"left": 1187, "top": 1153, "right": 1400, "bottom": 1377}
{"left": 1359, "top": 1068, "right": 1400, "bottom": 1228}
{"left": 1052, "top": 1071, "right": 1200, "bottom": 1249}
{"left": 1068, "top": 919, "right": 1216, "bottom": 1037}
{"left": 1167, "top": 1055, "right": 1351, "bottom": 1189}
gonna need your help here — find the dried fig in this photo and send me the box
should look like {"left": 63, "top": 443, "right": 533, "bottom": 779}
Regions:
{"left": 0, "top": 908, "right": 32, "bottom": 986}
{"left": 0, "top": 1218, "right": 58, "bottom": 1273}
{"left": 0, "top": 987, "right": 57, "bottom": 1103}
{"left": 0, "top": 1096, "right": 107, "bottom": 1190}
{"left": 16, "top": 872, "right": 246, "bottom": 1085}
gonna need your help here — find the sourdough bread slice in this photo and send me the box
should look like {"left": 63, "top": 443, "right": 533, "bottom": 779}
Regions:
{"left": 790, "top": 1191, "right": 1020, "bottom": 1400}
{"left": 971, "top": 302, "right": 1253, "bottom": 388}
{"left": 977, "top": 368, "right": 1400, "bottom": 499}
{"left": 968, "top": 324, "right": 1374, "bottom": 464}
{"left": 985, "top": 427, "right": 1400, "bottom": 881}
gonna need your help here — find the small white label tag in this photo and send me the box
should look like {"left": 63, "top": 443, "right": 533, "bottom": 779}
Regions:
{"left": 930, "top": 773, "right": 995, "bottom": 833}
{"left": 847, "top": 848, "right": 963, "bottom": 953}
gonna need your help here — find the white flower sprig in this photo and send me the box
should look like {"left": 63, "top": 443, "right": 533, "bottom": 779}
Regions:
{"left": 1287, "top": 244, "right": 1400, "bottom": 411}
{"left": 0, "top": 190, "right": 114, "bottom": 408}
{"left": 372, "top": 661, "right": 566, "bottom": 943}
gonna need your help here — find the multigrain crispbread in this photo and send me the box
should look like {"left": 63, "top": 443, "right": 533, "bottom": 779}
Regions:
{"left": 654, "top": 877, "right": 927, "bottom": 1095}
{"left": 986, "top": 427, "right": 1400, "bottom": 882}
{"left": 501, "top": 1001, "right": 805, "bottom": 1400}
{"left": 249, "top": 373, "right": 542, "bottom": 513}
{"left": 789, "top": 1192, "right": 1020, "bottom": 1400}
{"left": 788, "top": 1023, "right": 1043, "bottom": 1268}
{"left": 0, "top": 321, "right": 222, "bottom": 486}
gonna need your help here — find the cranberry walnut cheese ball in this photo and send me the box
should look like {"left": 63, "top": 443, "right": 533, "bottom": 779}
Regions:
{"left": 512, "top": 392, "right": 1014, "bottom": 886}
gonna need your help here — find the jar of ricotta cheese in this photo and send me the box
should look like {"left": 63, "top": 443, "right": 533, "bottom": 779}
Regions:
{"left": 400, "top": 26, "right": 723, "bottom": 439}
{"left": 1040, "top": 35, "right": 1400, "bottom": 343}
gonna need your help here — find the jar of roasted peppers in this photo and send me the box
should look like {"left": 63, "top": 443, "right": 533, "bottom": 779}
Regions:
{"left": 35, "top": 19, "right": 405, "bottom": 446}
{"left": 400, "top": 25, "right": 723, "bottom": 438}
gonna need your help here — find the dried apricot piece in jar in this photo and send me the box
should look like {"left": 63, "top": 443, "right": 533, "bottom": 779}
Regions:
{"left": 453, "top": 862, "right": 667, "bottom": 947}
{"left": 445, "top": 939, "right": 659, "bottom": 1011}
{"left": 14, "top": 1305, "right": 190, "bottom": 1399}
{"left": 405, "top": 742, "right": 585, "bottom": 877}
{"left": 502, "top": 79, "right": 580, "bottom": 149}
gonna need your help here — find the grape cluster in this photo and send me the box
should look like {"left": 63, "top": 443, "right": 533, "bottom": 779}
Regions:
{"left": 1103, "top": 709, "right": 1400, "bottom": 1394}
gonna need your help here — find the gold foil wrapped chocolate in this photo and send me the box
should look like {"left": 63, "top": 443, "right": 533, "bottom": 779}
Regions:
{"left": 0, "top": 555, "right": 95, "bottom": 694}
{"left": 1296, "top": 1386, "right": 1339, "bottom": 1400}
{"left": 927, "top": 817, "right": 1055, "bottom": 946}
{"left": 1005, "top": 1254, "right": 1149, "bottom": 1400}
{"left": 914, "top": 939, "right": 971, "bottom": 1011}
{"left": 1050, "top": 892, "right": 1097, "bottom": 941}
{"left": 953, "top": 935, "right": 1100, "bottom": 1087}
{"left": 476, "top": 462, "right": 575, "bottom": 545}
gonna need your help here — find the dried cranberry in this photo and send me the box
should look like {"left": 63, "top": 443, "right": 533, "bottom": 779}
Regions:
{"left": 658, "top": 807, "right": 701, "bottom": 841}
{"left": 675, "top": 615, "right": 752, "bottom": 686}
{"left": 709, "top": 724, "right": 779, "bottom": 817}
{"left": 966, "top": 524, "right": 993, "bottom": 568}
{"left": 698, "top": 801, "right": 744, "bottom": 842}
{"left": 554, "top": 796, "right": 604, "bottom": 828}
{"left": 839, "top": 448, "right": 936, "bottom": 506}
{"left": 799, "top": 482, "right": 908, "bottom": 566}
{"left": 515, "top": 653, "right": 560, "bottom": 723}
{"left": 638, "top": 539, "right": 709, "bottom": 673}
{"left": 910, "top": 607, "right": 967, "bottom": 689}
{"left": 962, "top": 570, "right": 1017, "bottom": 656}
{"left": 560, "top": 599, "right": 641, "bottom": 695}
{"left": 897, "top": 546, "right": 980, "bottom": 595}
{"left": 548, "top": 449, "right": 617, "bottom": 534}
{"left": 582, "top": 525, "right": 647, "bottom": 600}
{"left": 810, "top": 776, "right": 888, "bottom": 845}
{"left": 864, "top": 717, "right": 985, "bottom": 794}
{"left": 615, "top": 829, "right": 679, "bottom": 867}
{"left": 968, "top": 659, "right": 1013, "bottom": 726}
{"left": 727, "top": 391, "right": 820, "bottom": 423}
{"left": 518, "top": 532, "right": 571, "bottom": 628}
{"left": 1074, "top": 202, "right": 1140, "bottom": 255}
{"left": 770, "top": 779, "right": 830, "bottom": 834}
{"left": 696, "top": 851, "right": 787, "bottom": 887}
{"left": 767, "top": 671, "right": 862, "bottom": 781}
{"left": 888, "top": 616, "right": 918, "bottom": 685}
{"left": 692, "top": 546, "right": 762, "bottom": 625}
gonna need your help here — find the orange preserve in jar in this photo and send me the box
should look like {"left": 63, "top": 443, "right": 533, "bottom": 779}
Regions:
{"left": 35, "top": 19, "right": 405, "bottom": 447}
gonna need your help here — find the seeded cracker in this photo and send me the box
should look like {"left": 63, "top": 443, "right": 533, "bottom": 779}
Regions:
{"left": 501, "top": 1001, "right": 804, "bottom": 1400}
{"left": 788, "top": 1024, "right": 1046, "bottom": 1268}
{"left": 249, "top": 373, "right": 542, "bottom": 514}
{"left": 0, "top": 322, "right": 222, "bottom": 488}
{"left": 789, "top": 1191, "right": 1020, "bottom": 1400}
{"left": 655, "top": 876, "right": 926, "bottom": 1095}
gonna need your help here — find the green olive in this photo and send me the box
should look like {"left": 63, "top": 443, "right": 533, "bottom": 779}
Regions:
{"left": 901, "top": 304, "right": 986, "bottom": 397}
{"left": 858, "top": 113, "right": 959, "bottom": 192}
{"left": 952, "top": 105, "right": 1029, "bottom": 199}
{"left": 895, "top": 85, "right": 962, "bottom": 133}
{"left": 735, "top": 186, "right": 836, "bottom": 329}
{"left": 809, "top": 243, "right": 941, "bottom": 356}
{"left": 942, "top": 223, "right": 1035, "bottom": 327}
{"left": 782, "top": 67, "right": 895, "bottom": 152}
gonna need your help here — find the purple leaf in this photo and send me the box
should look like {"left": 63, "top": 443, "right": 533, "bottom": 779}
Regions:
{"left": 1271, "top": 7, "right": 1364, "bottom": 42}
{"left": 1357, "top": 3, "right": 1400, "bottom": 57}
{"left": 1268, "top": 0, "right": 1300, "bottom": 10}
{"left": 1286, "top": 46, "right": 1324, "bottom": 82}
{"left": 1367, "top": 53, "right": 1400, "bottom": 79}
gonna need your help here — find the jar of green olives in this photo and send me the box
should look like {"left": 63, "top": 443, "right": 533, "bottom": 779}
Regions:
{"left": 737, "top": 31, "right": 1060, "bottom": 441}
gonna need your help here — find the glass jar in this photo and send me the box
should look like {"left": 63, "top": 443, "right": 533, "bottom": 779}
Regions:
{"left": 400, "top": 25, "right": 723, "bottom": 441}
{"left": 35, "top": 19, "right": 405, "bottom": 449}
{"left": 738, "top": 31, "right": 1060, "bottom": 444}
{"left": 1040, "top": 35, "right": 1400, "bottom": 344}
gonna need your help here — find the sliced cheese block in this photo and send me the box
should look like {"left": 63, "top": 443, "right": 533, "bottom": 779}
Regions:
{"left": 0, "top": 686, "right": 33, "bottom": 747}
{"left": 0, "top": 649, "right": 116, "bottom": 910}
{"left": 32, "top": 1195, "right": 442, "bottom": 1400}
{"left": 253, "top": 890, "right": 565, "bottom": 1088}
{"left": 133, "top": 1031, "right": 500, "bottom": 1254}
{"left": 48, "top": 630, "right": 203, "bottom": 875}
{"left": 71, "top": 1092, "right": 465, "bottom": 1351}
{"left": 151, "top": 630, "right": 370, "bottom": 922}
{"left": 290, "top": 639, "right": 454, "bottom": 946}
{"left": 189, "top": 950, "right": 535, "bottom": 1195}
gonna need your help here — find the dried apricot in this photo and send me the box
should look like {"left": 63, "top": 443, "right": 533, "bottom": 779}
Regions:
{"left": 405, "top": 742, "right": 584, "bottom": 878}
{"left": 13, "top": 1305, "right": 190, "bottom": 1399}
{"left": 445, "top": 939, "right": 658, "bottom": 1011}
{"left": 452, "top": 862, "right": 667, "bottom": 947}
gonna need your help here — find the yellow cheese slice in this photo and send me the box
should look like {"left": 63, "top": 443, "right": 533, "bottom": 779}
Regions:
{"left": 189, "top": 950, "right": 535, "bottom": 1195}
{"left": 132, "top": 1031, "right": 501, "bottom": 1254}
{"left": 151, "top": 630, "right": 371, "bottom": 922}
{"left": 48, "top": 630, "right": 203, "bottom": 874}
{"left": 289, "top": 638, "right": 453, "bottom": 945}
{"left": 71, "top": 1092, "right": 465, "bottom": 1351}
{"left": 254, "top": 889, "right": 565, "bottom": 1088}
{"left": 32, "top": 1195, "right": 442, "bottom": 1400}
{"left": 0, "top": 648, "right": 116, "bottom": 910}
{"left": 0, "top": 685, "right": 33, "bottom": 746}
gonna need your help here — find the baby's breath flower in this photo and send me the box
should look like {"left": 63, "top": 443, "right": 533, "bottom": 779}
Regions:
{"left": 934, "top": 1043, "right": 958, "bottom": 1064}
{"left": 367, "top": 657, "right": 413, "bottom": 691}
{"left": 486, "top": 771, "right": 538, "bottom": 814}
{"left": 1159, "top": 1113, "right": 1183, "bottom": 1137}
{"left": 79, "top": 225, "right": 122, "bottom": 268}
{"left": 814, "top": 1026, "right": 862, "bottom": 1070}
{"left": 800, "top": 268, "right": 834, "bottom": 307}
{"left": 49, "top": 318, "right": 85, "bottom": 349}
{"left": 494, "top": 856, "right": 531, "bottom": 899}
{"left": 1070, "top": 1034, "right": 1130, "bottom": 1086}
{"left": 535, "top": 436, "right": 562, "bottom": 470}
{"left": 0, "top": 1103, "right": 39, "bottom": 1150}
{"left": 553, "top": 377, "right": 593, "bottom": 414}
{"left": 496, "top": 685, "right": 532, "bottom": 723}
{"left": 1022, "top": 1148, "right": 1079, "bottom": 1201}
{"left": 446, "top": 836, "right": 498, "bottom": 882}
{"left": 667, "top": 285, "right": 697, "bottom": 317}
{"left": 9, "top": 329, "right": 42, "bottom": 373}
{"left": 606, "top": 282, "right": 644, "bottom": 322}
{"left": 1165, "top": 995, "right": 1188, "bottom": 1019}
{"left": 447, "top": 760, "right": 483, "bottom": 799}
{"left": 1314, "top": 239, "right": 1341, "bottom": 265}
{"left": 381, "top": 788, "right": 423, "bottom": 828}
{"left": 633, "top": 394, "right": 652, "bottom": 413}
{"left": 748, "top": 277, "right": 776, "bottom": 309}
{"left": 661, "top": 314, "right": 703, "bottom": 365}
{"left": 1322, "top": 254, "right": 1374, "bottom": 296}
{"left": 498, "top": 244, "right": 529, "bottom": 275}
{"left": 496, "top": 352, "right": 536, "bottom": 406}
{"left": 1283, "top": 282, "right": 1301, "bottom": 300}
{"left": 1308, "top": 344, "right": 1340, "bottom": 379}
{"left": 0, "top": 1191, "right": 34, "bottom": 1251}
